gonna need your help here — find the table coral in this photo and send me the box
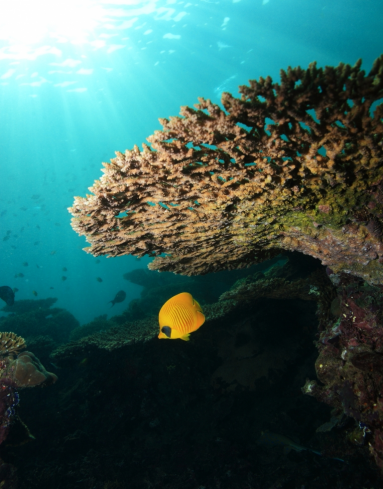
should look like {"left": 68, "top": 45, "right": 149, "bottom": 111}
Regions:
{"left": 70, "top": 56, "right": 383, "bottom": 282}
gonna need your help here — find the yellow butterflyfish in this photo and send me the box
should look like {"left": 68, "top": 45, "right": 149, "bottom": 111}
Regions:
{"left": 158, "top": 292, "right": 205, "bottom": 341}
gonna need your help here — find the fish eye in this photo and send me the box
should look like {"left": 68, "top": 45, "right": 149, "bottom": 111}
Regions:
{"left": 161, "top": 326, "right": 171, "bottom": 338}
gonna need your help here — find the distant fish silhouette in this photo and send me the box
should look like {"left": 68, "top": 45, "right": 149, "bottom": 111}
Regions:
{"left": 109, "top": 290, "right": 126, "bottom": 307}
{"left": 0, "top": 286, "right": 15, "bottom": 306}
{"left": 96, "top": 277, "right": 103, "bottom": 283}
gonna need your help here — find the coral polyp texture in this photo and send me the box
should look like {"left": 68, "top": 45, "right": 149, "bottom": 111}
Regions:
{"left": 69, "top": 56, "right": 383, "bottom": 281}
{"left": 0, "top": 332, "right": 26, "bottom": 355}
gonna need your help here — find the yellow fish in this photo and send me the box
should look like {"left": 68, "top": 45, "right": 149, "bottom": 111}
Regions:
{"left": 158, "top": 292, "right": 205, "bottom": 341}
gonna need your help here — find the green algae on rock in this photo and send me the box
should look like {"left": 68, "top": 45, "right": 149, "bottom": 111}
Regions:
{"left": 69, "top": 56, "right": 383, "bottom": 283}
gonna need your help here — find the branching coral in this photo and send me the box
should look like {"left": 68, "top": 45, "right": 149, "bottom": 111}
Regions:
{"left": 0, "top": 332, "right": 26, "bottom": 356}
{"left": 69, "top": 56, "right": 383, "bottom": 282}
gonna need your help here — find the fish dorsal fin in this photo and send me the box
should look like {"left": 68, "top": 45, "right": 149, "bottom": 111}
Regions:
{"left": 176, "top": 292, "right": 193, "bottom": 304}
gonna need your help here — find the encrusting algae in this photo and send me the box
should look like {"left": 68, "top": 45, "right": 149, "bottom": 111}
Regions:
{"left": 69, "top": 56, "right": 383, "bottom": 284}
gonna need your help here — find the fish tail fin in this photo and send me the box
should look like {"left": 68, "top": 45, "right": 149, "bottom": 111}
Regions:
{"left": 109, "top": 301, "right": 115, "bottom": 307}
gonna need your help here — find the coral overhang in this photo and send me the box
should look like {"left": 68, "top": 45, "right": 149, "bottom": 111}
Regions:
{"left": 69, "top": 56, "right": 383, "bottom": 282}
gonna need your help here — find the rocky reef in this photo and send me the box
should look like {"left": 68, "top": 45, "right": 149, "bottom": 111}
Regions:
{"left": 0, "top": 298, "right": 79, "bottom": 365}
{"left": 2, "top": 253, "right": 379, "bottom": 488}
{"left": 0, "top": 333, "right": 57, "bottom": 488}
{"left": 303, "top": 270, "right": 383, "bottom": 471}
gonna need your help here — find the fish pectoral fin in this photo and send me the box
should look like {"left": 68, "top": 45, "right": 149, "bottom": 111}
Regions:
{"left": 180, "top": 334, "right": 190, "bottom": 341}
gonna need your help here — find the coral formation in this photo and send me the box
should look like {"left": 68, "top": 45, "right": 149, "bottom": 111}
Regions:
{"left": 51, "top": 316, "right": 159, "bottom": 363}
{"left": 210, "top": 309, "right": 309, "bottom": 393}
{"left": 123, "top": 268, "right": 187, "bottom": 289}
{"left": 120, "top": 258, "right": 284, "bottom": 322}
{"left": 0, "top": 344, "right": 57, "bottom": 449}
{"left": 302, "top": 272, "right": 383, "bottom": 471}
{"left": 1, "top": 298, "right": 58, "bottom": 314}
{"left": 0, "top": 332, "right": 26, "bottom": 355}
{"left": 70, "top": 57, "right": 383, "bottom": 283}
{"left": 70, "top": 314, "right": 117, "bottom": 342}
{"left": 13, "top": 351, "right": 58, "bottom": 388}
{"left": 0, "top": 298, "right": 79, "bottom": 347}
{"left": 10, "top": 254, "right": 383, "bottom": 488}
{"left": 0, "top": 373, "right": 19, "bottom": 446}
{"left": 51, "top": 255, "right": 324, "bottom": 361}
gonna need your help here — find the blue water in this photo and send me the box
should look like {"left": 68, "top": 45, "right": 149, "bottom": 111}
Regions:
{"left": 0, "top": 0, "right": 382, "bottom": 324}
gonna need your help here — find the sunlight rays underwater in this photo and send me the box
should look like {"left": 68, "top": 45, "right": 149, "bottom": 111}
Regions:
{"left": 0, "top": 0, "right": 382, "bottom": 326}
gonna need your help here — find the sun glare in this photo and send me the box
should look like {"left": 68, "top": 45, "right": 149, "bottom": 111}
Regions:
{"left": 0, "top": 0, "right": 106, "bottom": 45}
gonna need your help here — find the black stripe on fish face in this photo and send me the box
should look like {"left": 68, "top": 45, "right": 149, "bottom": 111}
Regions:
{"left": 161, "top": 326, "right": 172, "bottom": 338}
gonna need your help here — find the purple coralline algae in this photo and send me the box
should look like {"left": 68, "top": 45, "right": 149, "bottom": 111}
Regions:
{"left": 0, "top": 362, "right": 18, "bottom": 446}
{"left": 303, "top": 270, "right": 383, "bottom": 470}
